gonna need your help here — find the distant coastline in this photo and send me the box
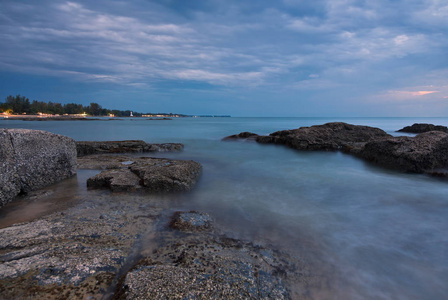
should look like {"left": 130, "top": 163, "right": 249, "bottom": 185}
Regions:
{"left": 0, "top": 94, "right": 230, "bottom": 119}
{"left": 0, "top": 114, "right": 231, "bottom": 121}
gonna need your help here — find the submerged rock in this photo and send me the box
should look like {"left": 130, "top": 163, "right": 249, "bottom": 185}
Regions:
{"left": 76, "top": 140, "right": 183, "bottom": 157}
{"left": 169, "top": 211, "right": 213, "bottom": 232}
{"left": 397, "top": 123, "right": 448, "bottom": 134}
{"left": 0, "top": 129, "right": 77, "bottom": 207}
{"left": 355, "top": 131, "right": 448, "bottom": 173}
{"left": 255, "top": 122, "right": 391, "bottom": 151}
{"left": 84, "top": 155, "right": 202, "bottom": 192}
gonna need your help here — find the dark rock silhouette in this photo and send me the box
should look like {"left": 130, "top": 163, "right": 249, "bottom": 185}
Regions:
{"left": 397, "top": 123, "right": 448, "bottom": 134}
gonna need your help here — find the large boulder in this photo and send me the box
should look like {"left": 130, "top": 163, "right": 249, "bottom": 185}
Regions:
{"left": 0, "top": 129, "right": 77, "bottom": 207}
{"left": 256, "top": 122, "right": 391, "bottom": 151}
{"left": 82, "top": 155, "right": 202, "bottom": 192}
{"left": 355, "top": 131, "right": 448, "bottom": 173}
{"left": 76, "top": 140, "right": 183, "bottom": 157}
{"left": 397, "top": 123, "right": 448, "bottom": 134}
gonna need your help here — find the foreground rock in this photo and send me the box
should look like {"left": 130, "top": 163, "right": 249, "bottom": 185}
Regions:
{"left": 255, "top": 122, "right": 391, "bottom": 151}
{"left": 0, "top": 129, "right": 76, "bottom": 207}
{"left": 397, "top": 123, "right": 448, "bottom": 133}
{"left": 114, "top": 232, "right": 317, "bottom": 299}
{"left": 354, "top": 131, "right": 448, "bottom": 173}
{"left": 0, "top": 191, "right": 161, "bottom": 299}
{"left": 76, "top": 140, "right": 183, "bottom": 157}
{"left": 80, "top": 155, "right": 202, "bottom": 192}
{"left": 0, "top": 192, "right": 319, "bottom": 299}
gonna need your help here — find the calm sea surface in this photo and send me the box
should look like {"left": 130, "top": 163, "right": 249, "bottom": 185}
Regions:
{"left": 1, "top": 117, "right": 448, "bottom": 299}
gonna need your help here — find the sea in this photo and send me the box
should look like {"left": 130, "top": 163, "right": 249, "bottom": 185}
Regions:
{"left": 1, "top": 117, "right": 448, "bottom": 299}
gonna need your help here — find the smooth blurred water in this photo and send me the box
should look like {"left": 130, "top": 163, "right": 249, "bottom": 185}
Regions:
{"left": 1, "top": 117, "right": 448, "bottom": 299}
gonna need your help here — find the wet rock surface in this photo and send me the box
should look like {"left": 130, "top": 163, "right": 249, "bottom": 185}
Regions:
{"left": 169, "top": 211, "right": 213, "bottom": 232}
{"left": 0, "top": 129, "right": 77, "bottom": 207}
{"left": 76, "top": 140, "right": 183, "bottom": 157}
{"left": 0, "top": 189, "right": 320, "bottom": 300}
{"left": 354, "top": 131, "right": 448, "bottom": 173}
{"left": 114, "top": 232, "right": 317, "bottom": 300}
{"left": 397, "top": 123, "right": 448, "bottom": 133}
{"left": 0, "top": 191, "right": 162, "bottom": 299}
{"left": 82, "top": 155, "right": 202, "bottom": 192}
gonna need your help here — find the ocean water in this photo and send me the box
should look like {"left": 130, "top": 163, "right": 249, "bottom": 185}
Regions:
{"left": 1, "top": 117, "right": 448, "bottom": 299}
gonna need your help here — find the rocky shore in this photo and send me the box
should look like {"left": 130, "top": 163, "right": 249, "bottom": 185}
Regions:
{"left": 0, "top": 130, "right": 319, "bottom": 299}
{"left": 3, "top": 122, "right": 446, "bottom": 299}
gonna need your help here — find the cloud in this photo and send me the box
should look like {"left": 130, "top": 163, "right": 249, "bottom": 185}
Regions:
{"left": 0, "top": 0, "right": 447, "bottom": 116}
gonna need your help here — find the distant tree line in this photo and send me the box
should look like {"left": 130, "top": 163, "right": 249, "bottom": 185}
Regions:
{"left": 0, "top": 95, "right": 144, "bottom": 117}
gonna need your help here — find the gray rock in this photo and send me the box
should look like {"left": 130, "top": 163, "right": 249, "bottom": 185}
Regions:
{"left": 256, "top": 122, "right": 391, "bottom": 151}
{"left": 355, "top": 131, "right": 448, "bottom": 173}
{"left": 87, "top": 169, "right": 142, "bottom": 192}
{"left": 84, "top": 155, "right": 202, "bottom": 192}
{"left": 115, "top": 235, "right": 314, "bottom": 299}
{"left": 397, "top": 123, "right": 448, "bottom": 133}
{"left": 0, "top": 193, "right": 161, "bottom": 299}
{"left": 0, "top": 129, "right": 77, "bottom": 207}
{"left": 169, "top": 211, "right": 213, "bottom": 232}
{"left": 76, "top": 140, "right": 183, "bottom": 157}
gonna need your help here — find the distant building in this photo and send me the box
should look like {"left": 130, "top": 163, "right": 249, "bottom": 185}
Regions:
{"left": 130, "top": 111, "right": 133, "bottom": 117}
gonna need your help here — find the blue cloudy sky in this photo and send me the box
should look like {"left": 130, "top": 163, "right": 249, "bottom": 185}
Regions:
{"left": 0, "top": 0, "right": 447, "bottom": 116}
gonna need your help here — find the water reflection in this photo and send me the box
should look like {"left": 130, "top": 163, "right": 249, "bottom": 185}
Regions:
{"left": 0, "top": 170, "right": 99, "bottom": 229}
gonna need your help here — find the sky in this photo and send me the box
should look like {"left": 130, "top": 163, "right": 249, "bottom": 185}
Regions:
{"left": 0, "top": 0, "right": 447, "bottom": 117}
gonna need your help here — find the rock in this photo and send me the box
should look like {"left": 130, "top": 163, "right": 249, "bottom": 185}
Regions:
{"left": 84, "top": 155, "right": 202, "bottom": 192}
{"left": 114, "top": 235, "right": 314, "bottom": 299}
{"left": 87, "top": 169, "right": 142, "bottom": 192}
{"left": 222, "top": 132, "right": 259, "bottom": 141}
{"left": 0, "top": 129, "right": 77, "bottom": 207}
{"left": 76, "top": 141, "right": 183, "bottom": 157}
{"left": 397, "top": 123, "right": 448, "bottom": 133}
{"left": 355, "top": 131, "right": 448, "bottom": 173}
{"left": 169, "top": 211, "right": 213, "bottom": 232}
{"left": 256, "top": 122, "right": 391, "bottom": 151}
{"left": 0, "top": 192, "right": 161, "bottom": 299}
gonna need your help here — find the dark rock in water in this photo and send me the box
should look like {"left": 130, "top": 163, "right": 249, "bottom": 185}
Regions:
{"left": 169, "top": 211, "right": 213, "bottom": 232}
{"left": 397, "top": 123, "right": 448, "bottom": 133}
{"left": 224, "top": 122, "right": 448, "bottom": 178}
{"left": 85, "top": 155, "right": 202, "bottom": 192}
{"left": 222, "top": 131, "right": 259, "bottom": 141}
{"left": 256, "top": 122, "right": 391, "bottom": 151}
{"left": 355, "top": 131, "right": 448, "bottom": 173}
{"left": 76, "top": 140, "right": 183, "bottom": 157}
{"left": 0, "top": 129, "right": 77, "bottom": 207}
